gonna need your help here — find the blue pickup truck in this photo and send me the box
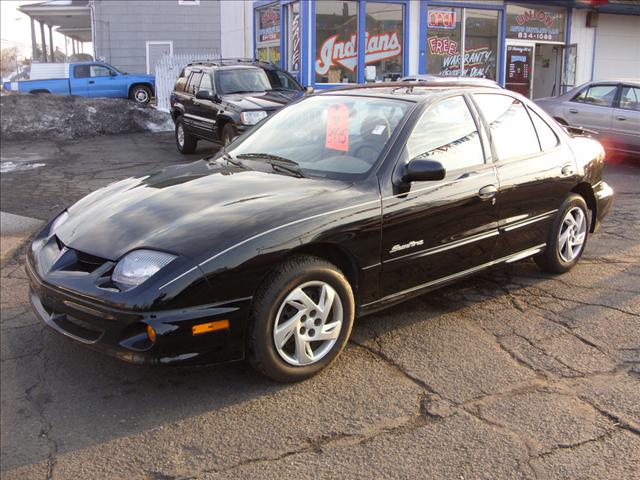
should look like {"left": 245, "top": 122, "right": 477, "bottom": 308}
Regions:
{"left": 2, "top": 61, "right": 155, "bottom": 104}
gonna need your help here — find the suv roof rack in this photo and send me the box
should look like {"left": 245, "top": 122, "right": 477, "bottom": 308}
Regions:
{"left": 187, "top": 58, "right": 276, "bottom": 68}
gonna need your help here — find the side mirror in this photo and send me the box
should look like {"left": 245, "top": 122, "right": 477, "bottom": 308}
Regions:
{"left": 402, "top": 158, "right": 446, "bottom": 183}
{"left": 305, "top": 86, "right": 314, "bottom": 94}
{"left": 196, "top": 89, "right": 219, "bottom": 102}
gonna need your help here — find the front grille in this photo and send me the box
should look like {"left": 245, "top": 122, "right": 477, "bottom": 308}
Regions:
{"left": 70, "top": 250, "right": 108, "bottom": 273}
{"left": 45, "top": 238, "right": 109, "bottom": 274}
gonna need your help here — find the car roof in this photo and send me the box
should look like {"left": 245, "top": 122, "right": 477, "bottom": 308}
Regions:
{"left": 588, "top": 78, "right": 640, "bottom": 86}
{"left": 401, "top": 74, "right": 501, "bottom": 89}
{"left": 319, "top": 82, "right": 507, "bottom": 102}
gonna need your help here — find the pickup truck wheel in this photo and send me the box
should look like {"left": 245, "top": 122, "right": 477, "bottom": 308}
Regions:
{"left": 130, "top": 85, "right": 152, "bottom": 104}
{"left": 175, "top": 118, "right": 197, "bottom": 154}
{"left": 222, "top": 124, "right": 237, "bottom": 147}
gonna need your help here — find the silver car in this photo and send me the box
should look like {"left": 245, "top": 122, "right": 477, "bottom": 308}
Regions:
{"left": 536, "top": 79, "right": 640, "bottom": 156}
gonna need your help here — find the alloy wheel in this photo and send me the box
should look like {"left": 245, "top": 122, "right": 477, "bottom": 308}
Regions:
{"left": 558, "top": 206, "right": 587, "bottom": 262}
{"left": 273, "top": 281, "right": 343, "bottom": 366}
{"left": 177, "top": 123, "right": 185, "bottom": 147}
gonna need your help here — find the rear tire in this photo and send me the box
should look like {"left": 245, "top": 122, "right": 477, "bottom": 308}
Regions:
{"left": 175, "top": 117, "right": 197, "bottom": 154}
{"left": 247, "top": 255, "right": 355, "bottom": 383}
{"left": 130, "top": 85, "right": 152, "bottom": 104}
{"left": 535, "top": 194, "right": 589, "bottom": 274}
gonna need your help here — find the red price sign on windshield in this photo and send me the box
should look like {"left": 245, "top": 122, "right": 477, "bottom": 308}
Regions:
{"left": 325, "top": 103, "right": 349, "bottom": 152}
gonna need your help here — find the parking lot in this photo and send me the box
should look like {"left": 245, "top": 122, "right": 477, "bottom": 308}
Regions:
{"left": 1, "top": 132, "right": 638, "bottom": 479}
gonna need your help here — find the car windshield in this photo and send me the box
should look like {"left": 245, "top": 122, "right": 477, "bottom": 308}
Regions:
{"left": 227, "top": 95, "right": 412, "bottom": 180}
{"left": 218, "top": 68, "right": 272, "bottom": 94}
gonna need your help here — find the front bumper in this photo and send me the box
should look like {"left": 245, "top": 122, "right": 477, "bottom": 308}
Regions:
{"left": 26, "top": 256, "right": 250, "bottom": 366}
{"left": 593, "top": 180, "right": 614, "bottom": 232}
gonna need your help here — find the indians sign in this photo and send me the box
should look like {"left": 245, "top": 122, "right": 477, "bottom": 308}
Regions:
{"left": 315, "top": 31, "right": 402, "bottom": 75}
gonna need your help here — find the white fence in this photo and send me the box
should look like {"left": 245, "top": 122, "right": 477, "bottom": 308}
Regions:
{"left": 154, "top": 52, "right": 220, "bottom": 112}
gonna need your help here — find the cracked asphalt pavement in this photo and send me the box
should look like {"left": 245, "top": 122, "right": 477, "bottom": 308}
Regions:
{"left": 1, "top": 133, "right": 639, "bottom": 479}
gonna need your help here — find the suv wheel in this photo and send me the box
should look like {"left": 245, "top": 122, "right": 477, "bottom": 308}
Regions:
{"left": 175, "top": 117, "right": 197, "bottom": 154}
{"left": 247, "top": 255, "right": 355, "bottom": 383}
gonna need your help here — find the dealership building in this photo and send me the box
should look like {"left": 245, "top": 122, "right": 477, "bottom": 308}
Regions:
{"left": 252, "top": 0, "right": 640, "bottom": 98}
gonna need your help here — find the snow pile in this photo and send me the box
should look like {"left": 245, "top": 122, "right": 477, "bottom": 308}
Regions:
{"left": 1, "top": 93, "right": 173, "bottom": 142}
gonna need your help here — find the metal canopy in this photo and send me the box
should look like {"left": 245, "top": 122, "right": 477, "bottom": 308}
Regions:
{"left": 19, "top": 0, "right": 91, "bottom": 42}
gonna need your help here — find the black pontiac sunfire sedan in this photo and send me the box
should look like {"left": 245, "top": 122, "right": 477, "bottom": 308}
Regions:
{"left": 27, "top": 81, "right": 613, "bottom": 382}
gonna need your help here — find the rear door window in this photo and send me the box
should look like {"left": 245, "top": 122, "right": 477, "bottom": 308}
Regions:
{"left": 474, "top": 94, "right": 541, "bottom": 161}
{"left": 529, "top": 109, "right": 559, "bottom": 151}
{"left": 572, "top": 84, "right": 618, "bottom": 107}
{"left": 619, "top": 86, "right": 640, "bottom": 111}
{"left": 406, "top": 96, "right": 485, "bottom": 171}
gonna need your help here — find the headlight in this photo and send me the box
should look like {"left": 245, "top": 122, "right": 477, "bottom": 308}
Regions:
{"left": 240, "top": 110, "right": 267, "bottom": 125}
{"left": 111, "top": 249, "right": 177, "bottom": 291}
{"left": 49, "top": 211, "right": 69, "bottom": 234}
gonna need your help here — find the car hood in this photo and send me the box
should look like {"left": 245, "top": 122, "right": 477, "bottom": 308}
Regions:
{"left": 223, "top": 90, "right": 304, "bottom": 110}
{"left": 56, "top": 160, "right": 352, "bottom": 262}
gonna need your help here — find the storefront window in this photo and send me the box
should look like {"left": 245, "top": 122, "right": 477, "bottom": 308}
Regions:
{"left": 365, "top": 2, "right": 404, "bottom": 82}
{"left": 256, "top": 3, "right": 281, "bottom": 64}
{"left": 315, "top": 0, "right": 358, "bottom": 84}
{"left": 286, "top": 2, "right": 301, "bottom": 75}
{"left": 426, "top": 7, "right": 462, "bottom": 76}
{"left": 427, "top": 7, "right": 499, "bottom": 80}
{"left": 506, "top": 4, "right": 566, "bottom": 43}
{"left": 464, "top": 9, "right": 499, "bottom": 80}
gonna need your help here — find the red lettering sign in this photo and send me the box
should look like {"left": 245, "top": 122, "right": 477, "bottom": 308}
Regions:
{"left": 428, "top": 11, "right": 456, "bottom": 29}
{"left": 325, "top": 104, "right": 349, "bottom": 152}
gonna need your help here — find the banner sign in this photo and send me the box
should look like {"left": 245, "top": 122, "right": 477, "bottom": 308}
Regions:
{"left": 316, "top": 31, "right": 402, "bottom": 75}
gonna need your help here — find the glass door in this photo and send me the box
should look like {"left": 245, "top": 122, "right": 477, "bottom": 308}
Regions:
{"left": 505, "top": 42, "right": 534, "bottom": 98}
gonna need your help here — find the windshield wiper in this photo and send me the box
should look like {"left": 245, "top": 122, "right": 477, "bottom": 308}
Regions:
{"left": 236, "top": 153, "right": 304, "bottom": 177}
{"left": 236, "top": 153, "right": 299, "bottom": 165}
{"left": 207, "top": 148, "right": 243, "bottom": 168}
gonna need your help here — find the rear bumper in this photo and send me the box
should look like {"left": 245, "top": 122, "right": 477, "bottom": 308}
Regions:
{"left": 26, "top": 256, "right": 250, "bottom": 366}
{"left": 593, "top": 180, "right": 614, "bottom": 232}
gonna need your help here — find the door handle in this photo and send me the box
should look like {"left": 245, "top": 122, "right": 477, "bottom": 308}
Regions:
{"left": 561, "top": 164, "right": 575, "bottom": 176}
{"left": 569, "top": 108, "right": 578, "bottom": 114}
{"left": 478, "top": 185, "right": 498, "bottom": 200}
{"left": 88, "top": 80, "right": 95, "bottom": 84}
{"left": 616, "top": 116, "right": 626, "bottom": 121}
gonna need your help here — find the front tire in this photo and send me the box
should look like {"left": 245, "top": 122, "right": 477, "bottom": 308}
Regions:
{"left": 247, "top": 255, "right": 355, "bottom": 383}
{"left": 130, "top": 85, "right": 152, "bottom": 104}
{"left": 535, "top": 194, "right": 589, "bottom": 274}
{"left": 175, "top": 117, "right": 197, "bottom": 154}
